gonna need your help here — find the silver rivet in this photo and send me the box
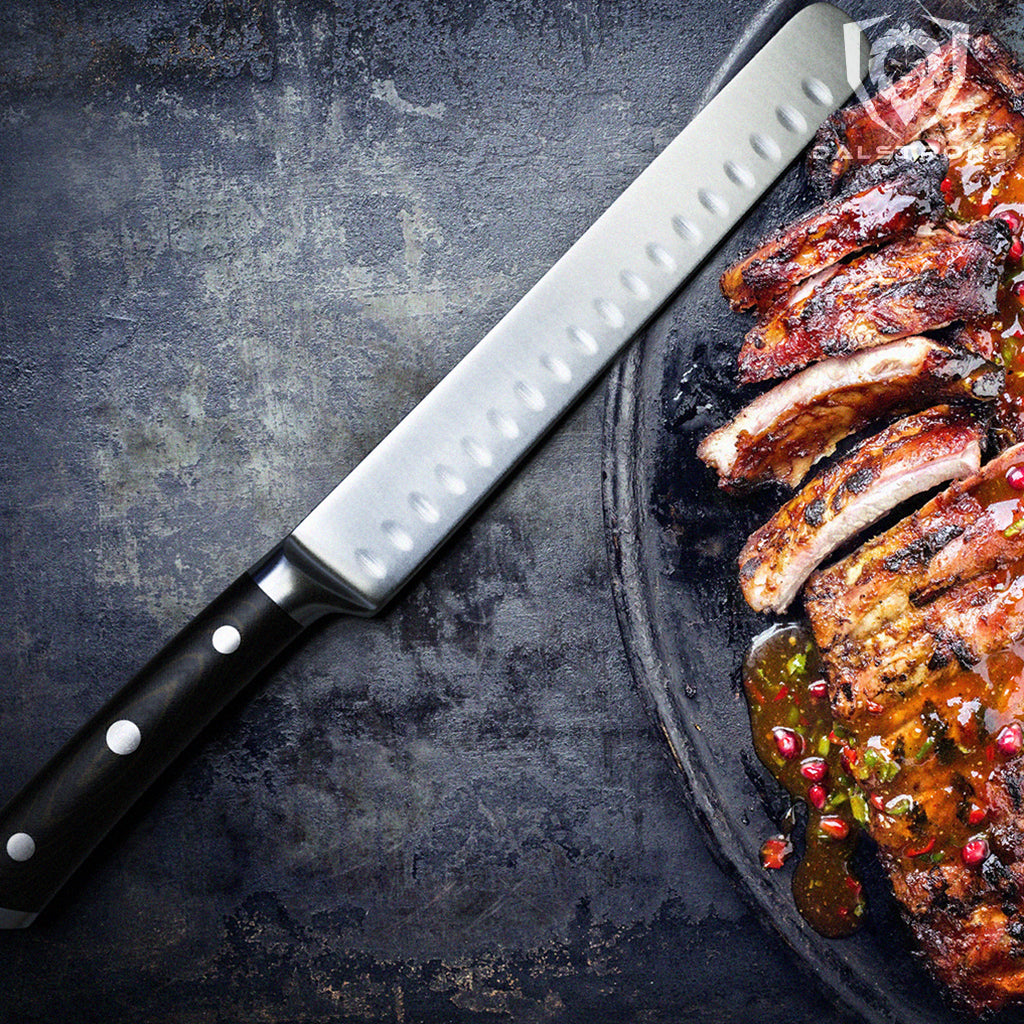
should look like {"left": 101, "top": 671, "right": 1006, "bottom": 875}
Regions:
{"left": 776, "top": 104, "right": 807, "bottom": 133}
{"left": 106, "top": 719, "right": 141, "bottom": 756}
{"left": 355, "top": 548, "right": 387, "bottom": 579}
{"left": 409, "top": 492, "right": 440, "bottom": 523}
{"left": 6, "top": 833, "right": 35, "bottom": 862}
{"left": 436, "top": 465, "right": 467, "bottom": 495}
{"left": 211, "top": 624, "right": 241, "bottom": 654}
{"left": 567, "top": 325, "right": 598, "bottom": 355}
{"left": 540, "top": 354, "right": 572, "bottom": 384}
{"left": 462, "top": 436, "right": 494, "bottom": 467}
{"left": 750, "top": 132, "right": 781, "bottom": 161}
{"left": 382, "top": 520, "right": 414, "bottom": 551}
{"left": 488, "top": 409, "right": 521, "bottom": 439}
{"left": 594, "top": 298, "right": 624, "bottom": 328}
{"left": 646, "top": 243, "right": 676, "bottom": 272}
{"left": 672, "top": 216, "right": 703, "bottom": 244}
{"left": 698, "top": 188, "right": 729, "bottom": 216}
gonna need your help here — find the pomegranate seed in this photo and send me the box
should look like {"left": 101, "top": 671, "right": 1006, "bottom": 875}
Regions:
{"left": 968, "top": 806, "right": 987, "bottom": 825}
{"left": 772, "top": 727, "right": 803, "bottom": 760}
{"left": 818, "top": 816, "right": 850, "bottom": 841}
{"left": 1007, "top": 465, "right": 1024, "bottom": 490}
{"left": 807, "top": 679, "right": 828, "bottom": 700}
{"left": 962, "top": 838, "right": 989, "bottom": 866}
{"left": 870, "top": 794, "right": 886, "bottom": 812}
{"left": 1012, "top": 238, "right": 1024, "bottom": 261}
{"left": 998, "top": 209, "right": 1023, "bottom": 234}
{"left": 800, "top": 758, "right": 828, "bottom": 783}
{"left": 808, "top": 784, "right": 827, "bottom": 809}
{"left": 941, "top": 176, "right": 953, "bottom": 193}
{"left": 1014, "top": 282, "right": 1024, "bottom": 298}
{"left": 760, "top": 836, "right": 792, "bottom": 870}
{"left": 997, "top": 722, "right": 1024, "bottom": 756}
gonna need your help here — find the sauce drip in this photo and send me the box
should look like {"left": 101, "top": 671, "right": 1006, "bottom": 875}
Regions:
{"left": 744, "top": 625, "right": 865, "bottom": 937}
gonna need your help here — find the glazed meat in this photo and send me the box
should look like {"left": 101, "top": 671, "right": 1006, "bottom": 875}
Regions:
{"left": 738, "top": 219, "right": 1010, "bottom": 383}
{"left": 721, "top": 145, "right": 947, "bottom": 313}
{"left": 809, "top": 33, "right": 1024, "bottom": 197}
{"left": 803, "top": 447, "right": 1024, "bottom": 1012}
{"left": 738, "top": 407, "right": 982, "bottom": 614}
{"left": 805, "top": 444, "right": 1024, "bottom": 717}
{"left": 698, "top": 336, "right": 1000, "bottom": 490}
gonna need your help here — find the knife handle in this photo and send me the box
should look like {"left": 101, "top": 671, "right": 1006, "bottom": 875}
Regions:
{"left": 0, "top": 572, "right": 304, "bottom": 924}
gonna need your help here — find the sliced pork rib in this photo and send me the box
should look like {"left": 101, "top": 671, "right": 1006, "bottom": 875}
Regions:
{"left": 737, "top": 219, "right": 1010, "bottom": 383}
{"left": 720, "top": 146, "right": 947, "bottom": 313}
{"left": 803, "top": 445, "right": 1024, "bottom": 1012}
{"left": 698, "top": 336, "right": 1000, "bottom": 490}
{"left": 738, "top": 406, "right": 982, "bottom": 614}
{"left": 809, "top": 33, "right": 1024, "bottom": 197}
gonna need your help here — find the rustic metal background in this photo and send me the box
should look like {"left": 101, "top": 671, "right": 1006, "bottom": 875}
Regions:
{"left": 1, "top": 1, "right": 869, "bottom": 1020}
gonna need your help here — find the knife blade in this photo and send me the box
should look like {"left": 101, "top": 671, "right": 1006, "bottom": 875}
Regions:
{"left": 0, "top": 2, "right": 868, "bottom": 927}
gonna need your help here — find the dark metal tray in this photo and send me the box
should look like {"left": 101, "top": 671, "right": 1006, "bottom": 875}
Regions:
{"left": 603, "top": 1, "right": 1024, "bottom": 1020}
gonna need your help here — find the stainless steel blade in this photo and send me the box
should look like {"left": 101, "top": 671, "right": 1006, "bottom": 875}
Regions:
{"left": 257, "top": 2, "right": 869, "bottom": 619}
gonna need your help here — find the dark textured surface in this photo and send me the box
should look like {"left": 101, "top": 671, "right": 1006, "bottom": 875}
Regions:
{"left": 0, "top": 2, "right": 865, "bottom": 1021}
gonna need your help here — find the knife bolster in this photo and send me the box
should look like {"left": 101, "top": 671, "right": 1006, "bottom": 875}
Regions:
{"left": 251, "top": 540, "right": 380, "bottom": 623}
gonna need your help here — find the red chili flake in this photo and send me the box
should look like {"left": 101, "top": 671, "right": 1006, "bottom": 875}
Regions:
{"left": 844, "top": 875, "right": 863, "bottom": 895}
{"left": 773, "top": 684, "right": 789, "bottom": 702}
{"left": 905, "top": 837, "right": 936, "bottom": 858}
{"left": 981, "top": 200, "right": 994, "bottom": 216}
{"left": 760, "top": 836, "right": 792, "bottom": 870}
{"left": 987, "top": 742, "right": 996, "bottom": 763}
{"left": 807, "top": 679, "right": 828, "bottom": 700}
{"left": 808, "top": 784, "right": 827, "bottom": 810}
{"left": 870, "top": 794, "right": 886, "bottom": 812}
{"left": 827, "top": 729, "right": 842, "bottom": 744}
{"left": 866, "top": 700, "right": 884, "bottom": 715}
{"left": 968, "top": 807, "right": 987, "bottom": 826}
{"left": 840, "top": 745, "right": 858, "bottom": 772}
{"left": 1007, "top": 465, "right": 1024, "bottom": 491}
{"left": 819, "top": 816, "right": 850, "bottom": 841}
{"left": 961, "top": 838, "right": 989, "bottom": 867}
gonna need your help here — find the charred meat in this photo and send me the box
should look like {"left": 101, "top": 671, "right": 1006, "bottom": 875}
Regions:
{"left": 721, "top": 146, "right": 947, "bottom": 313}
{"left": 738, "top": 406, "right": 982, "bottom": 614}
{"left": 809, "top": 33, "right": 1024, "bottom": 198}
{"left": 698, "top": 336, "right": 1000, "bottom": 490}
{"left": 737, "top": 219, "right": 1010, "bottom": 383}
{"left": 803, "top": 446, "right": 1024, "bottom": 1012}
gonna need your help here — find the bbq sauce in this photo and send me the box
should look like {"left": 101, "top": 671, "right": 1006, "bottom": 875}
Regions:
{"left": 744, "top": 624, "right": 865, "bottom": 937}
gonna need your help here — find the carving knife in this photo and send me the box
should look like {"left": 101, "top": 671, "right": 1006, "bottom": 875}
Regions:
{"left": 0, "top": 3, "right": 868, "bottom": 927}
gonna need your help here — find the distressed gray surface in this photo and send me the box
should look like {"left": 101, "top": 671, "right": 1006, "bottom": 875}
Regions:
{"left": 0, "top": 2, "right": 857, "bottom": 1021}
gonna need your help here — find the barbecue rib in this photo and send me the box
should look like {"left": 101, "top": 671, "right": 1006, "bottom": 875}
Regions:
{"left": 803, "top": 447, "right": 1024, "bottom": 1011}
{"left": 698, "top": 337, "right": 1000, "bottom": 490}
{"left": 809, "top": 33, "right": 1024, "bottom": 197}
{"left": 738, "top": 407, "right": 982, "bottom": 614}
{"left": 737, "top": 219, "right": 1010, "bottom": 383}
{"left": 721, "top": 146, "right": 947, "bottom": 313}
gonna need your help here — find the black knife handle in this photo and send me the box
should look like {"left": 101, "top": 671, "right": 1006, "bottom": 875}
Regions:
{"left": 0, "top": 572, "right": 304, "bottom": 922}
